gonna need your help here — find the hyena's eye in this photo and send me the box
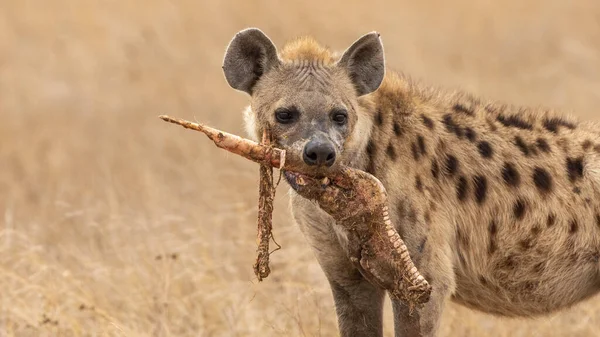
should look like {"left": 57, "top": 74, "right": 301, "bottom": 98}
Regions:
{"left": 331, "top": 109, "right": 348, "bottom": 126}
{"left": 275, "top": 107, "right": 299, "bottom": 124}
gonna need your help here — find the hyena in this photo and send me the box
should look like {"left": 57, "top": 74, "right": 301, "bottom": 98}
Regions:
{"left": 222, "top": 28, "right": 600, "bottom": 336}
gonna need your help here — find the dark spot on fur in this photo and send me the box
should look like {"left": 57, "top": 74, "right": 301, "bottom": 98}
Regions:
{"left": 488, "top": 239, "right": 497, "bottom": 255}
{"left": 595, "top": 213, "right": 600, "bottom": 228}
{"left": 365, "top": 140, "right": 376, "bottom": 174}
{"left": 502, "top": 162, "right": 521, "bottom": 187}
{"left": 386, "top": 143, "right": 397, "bottom": 161}
{"left": 415, "top": 175, "right": 424, "bottom": 192}
{"left": 479, "top": 275, "right": 488, "bottom": 286}
{"left": 582, "top": 139, "right": 593, "bottom": 151}
{"left": 489, "top": 220, "right": 498, "bottom": 235}
{"left": 488, "top": 220, "right": 498, "bottom": 255}
{"left": 530, "top": 225, "right": 542, "bottom": 236}
{"left": 536, "top": 138, "right": 551, "bottom": 153}
{"left": 424, "top": 211, "right": 431, "bottom": 223}
{"left": 375, "top": 109, "right": 383, "bottom": 126}
{"left": 418, "top": 238, "right": 427, "bottom": 253}
{"left": 431, "top": 161, "right": 440, "bottom": 180}
{"left": 496, "top": 114, "right": 533, "bottom": 130}
{"left": 532, "top": 167, "right": 553, "bottom": 194}
{"left": 464, "top": 127, "right": 476, "bottom": 142}
{"left": 442, "top": 114, "right": 464, "bottom": 139}
{"left": 547, "top": 213, "right": 556, "bottom": 227}
{"left": 453, "top": 103, "right": 474, "bottom": 115}
{"left": 543, "top": 117, "right": 576, "bottom": 133}
{"left": 442, "top": 114, "right": 454, "bottom": 133}
{"left": 473, "top": 175, "right": 487, "bottom": 204}
{"left": 566, "top": 157, "right": 584, "bottom": 182}
{"left": 393, "top": 122, "right": 402, "bottom": 136}
{"left": 477, "top": 141, "right": 493, "bottom": 158}
{"left": 594, "top": 145, "right": 600, "bottom": 154}
{"left": 514, "top": 136, "right": 531, "bottom": 156}
{"left": 573, "top": 187, "right": 581, "bottom": 194}
{"left": 417, "top": 135, "right": 427, "bottom": 156}
{"left": 519, "top": 238, "right": 534, "bottom": 250}
{"left": 421, "top": 114, "right": 434, "bottom": 129}
{"left": 407, "top": 206, "right": 417, "bottom": 224}
{"left": 411, "top": 142, "right": 420, "bottom": 161}
{"left": 366, "top": 139, "right": 375, "bottom": 156}
{"left": 499, "top": 255, "right": 517, "bottom": 270}
{"left": 569, "top": 219, "right": 579, "bottom": 233}
{"left": 513, "top": 199, "right": 527, "bottom": 220}
{"left": 456, "top": 176, "right": 468, "bottom": 201}
{"left": 444, "top": 155, "right": 459, "bottom": 176}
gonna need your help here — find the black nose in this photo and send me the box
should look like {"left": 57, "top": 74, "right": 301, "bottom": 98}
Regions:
{"left": 303, "top": 139, "right": 336, "bottom": 167}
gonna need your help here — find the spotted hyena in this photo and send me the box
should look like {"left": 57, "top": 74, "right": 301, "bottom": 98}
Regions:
{"left": 221, "top": 28, "right": 600, "bottom": 337}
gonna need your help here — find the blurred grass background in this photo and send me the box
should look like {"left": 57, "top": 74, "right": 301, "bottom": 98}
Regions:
{"left": 1, "top": 1, "right": 600, "bottom": 336}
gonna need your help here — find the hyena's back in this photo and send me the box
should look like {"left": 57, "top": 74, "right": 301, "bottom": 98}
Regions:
{"left": 367, "top": 74, "right": 600, "bottom": 317}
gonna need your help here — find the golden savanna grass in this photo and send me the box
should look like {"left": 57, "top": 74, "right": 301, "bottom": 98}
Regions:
{"left": 1, "top": 1, "right": 600, "bottom": 336}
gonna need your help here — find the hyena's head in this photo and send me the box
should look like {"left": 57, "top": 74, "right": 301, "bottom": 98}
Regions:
{"left": 222, "top": 28, "right": 385, "bottom": 177}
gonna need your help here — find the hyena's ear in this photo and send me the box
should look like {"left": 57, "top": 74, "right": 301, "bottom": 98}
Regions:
{"left": 222, "top": 28, "right": 280, "bottom": 95}
{"left": 337, "top": 32, "right": 385, "bottom": 96}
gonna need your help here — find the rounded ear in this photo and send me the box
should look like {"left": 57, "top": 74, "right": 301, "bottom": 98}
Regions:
{"left": 222, "top": 28, "right": 280, "bottom": 95}
{"left": 337, "top": 32, "right": 385, "bottom": 96}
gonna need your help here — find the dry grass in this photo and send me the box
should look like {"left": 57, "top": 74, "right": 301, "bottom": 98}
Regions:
{"left": 1, "top": 0, "right": 600, "bottom": 336}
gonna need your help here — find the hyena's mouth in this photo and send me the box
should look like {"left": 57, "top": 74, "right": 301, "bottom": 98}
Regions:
{"left": 283, "top": 171, "right": 308, "bottom": 191}
{"left": 283, "top": 170, "right": 331, "bottom": 192}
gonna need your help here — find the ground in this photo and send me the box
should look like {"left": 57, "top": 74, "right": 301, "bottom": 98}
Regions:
{"left": 1, "top": 1, "right": 600, "bottom": 336}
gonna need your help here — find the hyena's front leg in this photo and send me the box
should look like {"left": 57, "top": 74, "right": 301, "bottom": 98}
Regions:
{"left": 326, "top": 252, "right": 386, "bottom": 337}
{"left": 392, "top": 243, "right": 454, "bottom": 337}
{"left": 291, "top": 194, "right": 385, "bottom": 337}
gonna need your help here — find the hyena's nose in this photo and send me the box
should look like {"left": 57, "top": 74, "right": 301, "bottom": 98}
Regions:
{"left": 303, "top": 139, "right": 336, "bottom": 167}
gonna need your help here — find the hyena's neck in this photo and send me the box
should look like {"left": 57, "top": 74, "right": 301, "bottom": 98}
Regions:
{"left": 352, "top": 72, "right": 455, "bottom": 179}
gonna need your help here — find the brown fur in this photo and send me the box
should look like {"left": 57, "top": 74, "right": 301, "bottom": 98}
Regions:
{"left": 227, "top": 30, "right": 600, "bottom": 337}
{"left": 279, "top": 36, "right": 337, "bottom": 64}
{"left": 369, "top": 71, "right": 600, "bottom": 317}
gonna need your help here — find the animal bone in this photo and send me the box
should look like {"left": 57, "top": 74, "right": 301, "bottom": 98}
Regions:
{"left": 254, "top": 128, "right": 277, "bottom": 281}
{"left": 159, "top": 115, "right": 432, "bottom": 309}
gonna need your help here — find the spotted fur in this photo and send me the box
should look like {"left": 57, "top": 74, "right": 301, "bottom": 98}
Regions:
{"left": 225, "top": 29, "right": 600, "bottom": 337}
